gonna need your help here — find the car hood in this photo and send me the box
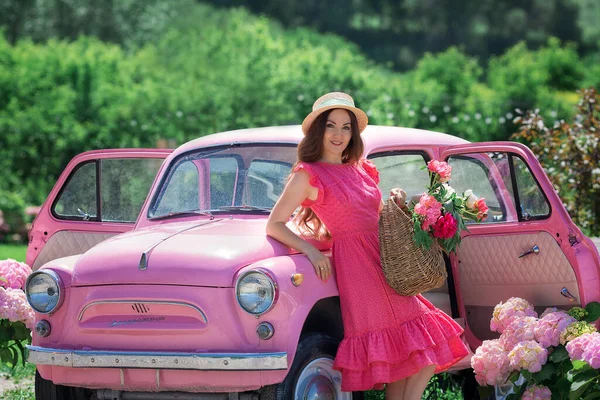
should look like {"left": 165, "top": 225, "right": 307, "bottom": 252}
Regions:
{"left": 71, "top": 218, "right": 326, "bottom": 287}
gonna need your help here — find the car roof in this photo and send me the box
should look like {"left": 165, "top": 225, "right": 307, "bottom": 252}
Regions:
{"left": 173, "top": 125, "right": 469, "bottom": 157}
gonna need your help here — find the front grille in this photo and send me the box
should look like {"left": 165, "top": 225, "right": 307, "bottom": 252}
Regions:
{"left": 131, "top": 303, "right": 150, "bottom": 313}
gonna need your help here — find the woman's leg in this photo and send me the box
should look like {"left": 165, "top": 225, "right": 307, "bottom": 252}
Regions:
{"left": 402, "top": 364, "right": 436, "bottom": 400}
{"left": 385, "top": 379, "right": 406, "bottom": 400}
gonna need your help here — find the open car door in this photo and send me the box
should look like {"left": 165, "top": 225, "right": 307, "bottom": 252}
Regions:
{"left": 27, "top": 149, "right": 172, "bottom": 270}
{"left": 439, "top": 141, "right": 600, "bottom": 344}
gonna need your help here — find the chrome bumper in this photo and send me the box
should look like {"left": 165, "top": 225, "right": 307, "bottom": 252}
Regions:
{"left": 27, "top": 345, "right": 288, "bottom": 370}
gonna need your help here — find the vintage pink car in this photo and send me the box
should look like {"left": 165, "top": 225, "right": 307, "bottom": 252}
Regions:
{"left": 25, "top": 125, "right": 600, "bottom": 400}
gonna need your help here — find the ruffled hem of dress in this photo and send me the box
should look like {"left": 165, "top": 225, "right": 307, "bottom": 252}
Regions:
{"left": 333, "top": 309, "right": 469, "bottom": 391}
{"left": 293, "top": 162, "right": 324, "bottom": 206}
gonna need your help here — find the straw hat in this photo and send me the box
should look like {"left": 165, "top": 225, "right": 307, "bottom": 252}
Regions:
{"left": 301, "top": 92, "right": 368, "bottom": 134}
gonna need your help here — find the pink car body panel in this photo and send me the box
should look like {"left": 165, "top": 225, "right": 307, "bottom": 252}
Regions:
{"left": 27, "top": 125, "right": 600, "bottom": 393}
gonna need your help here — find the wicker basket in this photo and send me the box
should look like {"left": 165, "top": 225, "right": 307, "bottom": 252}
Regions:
{"left": 378, "top": 197, "right": 447, "bottom": 296}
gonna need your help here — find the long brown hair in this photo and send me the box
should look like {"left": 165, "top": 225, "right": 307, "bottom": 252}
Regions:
{"left": 292, "top": 109, "right": 364, "bottom": 239}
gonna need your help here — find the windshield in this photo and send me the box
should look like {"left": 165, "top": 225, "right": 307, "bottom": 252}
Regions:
{"left": 148, "top": 144, "right": 297, "bottom": 219}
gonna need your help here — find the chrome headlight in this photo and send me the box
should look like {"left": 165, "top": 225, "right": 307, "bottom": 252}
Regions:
{"left": 235, "top": 269, "right": 278, "bottom": 315}
{"left": 25, "top": 270, "right": 64, "bottom": 314}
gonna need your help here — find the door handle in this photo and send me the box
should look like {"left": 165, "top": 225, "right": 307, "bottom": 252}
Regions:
{"left": 560, "top": 287, "right": 578, "bottom": 303}
{"left": 518, "top": 245, "right": 540, "bottom": 258}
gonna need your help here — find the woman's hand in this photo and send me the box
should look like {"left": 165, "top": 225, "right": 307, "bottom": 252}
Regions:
{"left": 306, "top": 247, "right": 332, "bottom": 282}
{"left": 390, "top": 188, "right": 407, "bottom": 209}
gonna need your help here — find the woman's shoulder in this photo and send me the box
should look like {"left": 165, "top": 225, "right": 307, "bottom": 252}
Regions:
{"left": 358, "top": 158, "right": 380, "bottom": 184}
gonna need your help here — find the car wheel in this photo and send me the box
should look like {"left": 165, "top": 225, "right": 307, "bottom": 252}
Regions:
{"left": 35, "top": 370, "right": 91, "bottom": 400}
{"left": 266, "top": 333, "right": 363, "bottom": 400}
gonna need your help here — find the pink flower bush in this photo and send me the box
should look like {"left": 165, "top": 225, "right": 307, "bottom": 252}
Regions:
{"left": 539, "top": 307, "right": 559, "bottom": 318}
{"left": 414, "top": 195, "right": 442, "bottom": 230}
{"left": 427, "top": 160, "right": 451, "bottom": 182}
{"left": 534, "top": 311, "right": 577, "bottom": 348}
{"left": 522, "top": 384, "right": 552, "bottom": 400}
{"left": 508, "top": 340, "right": 548, "bottom": 373}
{"left": 432, "top": 213, "right": 458, "bottom": 239}
{"left": 0, "top": 287, "right": 35, "bottom": 329}
{"left": 491, "top": 297, "right": 538, "bottom": 334}
{"left": 471, "top": 339, "right": 512, "bottom": 386}
{"left": 0, "top": 258, "right": 32, "bottom": 290}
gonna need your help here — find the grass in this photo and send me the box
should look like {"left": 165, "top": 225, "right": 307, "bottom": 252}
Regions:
{"left": 0, "top": 244, "right": 27, "bottom": 262}
{"left": 2, "top": 387, "right": 34, "bottom": 400}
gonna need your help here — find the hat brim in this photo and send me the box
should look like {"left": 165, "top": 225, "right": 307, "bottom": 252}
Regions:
{"left": 301, "top": 105, "right": 368, "bottom": 135}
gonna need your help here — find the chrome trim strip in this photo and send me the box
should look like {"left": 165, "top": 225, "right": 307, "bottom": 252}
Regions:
{"left": 77, "top": 300, "right": 208, "bottom": 323}
{"left": 27, "top": 346, "right": 288, "bottom": 371}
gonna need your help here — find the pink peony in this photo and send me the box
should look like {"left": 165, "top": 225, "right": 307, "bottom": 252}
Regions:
{"left": 491, "top": 297, "right": 538, "bottom": 333}
{"left": 534, "top": 311, "right": 577, "bottom": 348}
{"left": 500, "top": 316, "right": 538, "bottom": 351}
{"left": 432, "top": 213, "right": 458, "bottom": 239}
{"left": 566, "top": 332, "right": 598, "bottom": 361}
{"left": 522, "top": 384, "right": 552, "bottom": 400}
{"left": 0, "top": 287, "right": 35, "bottom": 330}
{"left": 0, "top": 259, "right": 32, "bottom": 290}
{"left": 508, "top": 340, "right": 548, "bottom": 373}
{"left": 471, "top": 339, "right": 512, "bottom": 386}
{"left": 427, "top": 160, "right": 452, "bottom": 182}
{"left": 414, "top": 195, "right": 442, "bottom": 230}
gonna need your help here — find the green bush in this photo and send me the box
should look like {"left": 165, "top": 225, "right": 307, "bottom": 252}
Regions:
{"left": 0, "top": 2, "right": 592, "bottom": 214}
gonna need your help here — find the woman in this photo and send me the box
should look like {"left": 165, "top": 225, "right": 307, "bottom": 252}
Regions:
{"left": 266, "top": 92, "right": 469, "bottom": 399}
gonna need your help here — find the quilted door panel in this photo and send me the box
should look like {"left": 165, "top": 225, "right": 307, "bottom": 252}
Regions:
{"left": 458, "top": 231, "right": 579, "bottom": 339}
{"left": 33, "top": 231, "right": 117, "bottom": 270}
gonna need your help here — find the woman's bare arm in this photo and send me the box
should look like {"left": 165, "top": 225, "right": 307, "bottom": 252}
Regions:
{"left": 266, "top": 170, "right": 332, "bottom": 281}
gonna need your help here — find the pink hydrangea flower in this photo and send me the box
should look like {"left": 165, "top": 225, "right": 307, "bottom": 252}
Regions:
{"left": 427, "top": 160, "right": 452, "bottom": 182}
{"left": 534, "top": 311, "right": 577, "bottom": 348}
{"left": 539, "top": 307, "right": 559, "bottom": 318}
{"left": 414, "top": 195, "right": 442, "bottom": 230}
{"left": 566, "top": 332, "right": 597, "bottom": 361}
{"left": 471, "top": 339, "right": 512, "bottom": 386}
{"left": 0, "top": 287, "right": 35, "bottom": 330}
{"left": 0, "top": 258, "right": 32, "bottom": 290}
{"left": 491, "top": 297, "right": 538, "bottom": 334}
{"left": 500, "top": 316, "right": 538, "bottom": 351}
{"left": 508, "top": 340, "right": 548, "bottom": 373}
{"left": 522, "top": 384, "right": 552, "bottom": 400}
{"left": 581, "top": 335, "right": 600, "bottom": 368}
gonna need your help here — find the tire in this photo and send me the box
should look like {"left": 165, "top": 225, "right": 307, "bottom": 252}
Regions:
{"left": 35, "top": 370, "right": 91, "bottom": 400}
{"left": 265, "top": 333, "right": 363, "bottom": 400}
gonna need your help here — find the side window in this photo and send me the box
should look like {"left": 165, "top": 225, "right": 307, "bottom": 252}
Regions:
{"left": 447, "top": 152, "right": 549, "bottom": 223}
{"left": 368, "top": 153, "right": 430, "bottom": 198}
{"left": 101, "top": 159, "right": 164, "bottom": 222}
{"left": 154, "top": 161, "right": 200, "bottom": 216}
{"left": 209, "top": 157, "right": 238, "bottom": 208}
{"left": 53, "top": 162, "right": 98, "bottom": 220}
{"left": 513, "top": 155, "right": 550, "bottom": 220}
{"left": 54, "top": 158, "right": 163, "bottom": 222}
{"left": 245, "top": 160, "right": 291, "bottom": 208}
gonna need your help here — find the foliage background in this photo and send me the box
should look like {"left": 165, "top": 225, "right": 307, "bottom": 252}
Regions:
{"left": 0, "top": 0, "right": 599, "bottom": 239}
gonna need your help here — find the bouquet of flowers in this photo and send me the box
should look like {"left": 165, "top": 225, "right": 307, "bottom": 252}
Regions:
{"left": 0, "top": 258, "right": 34, "bottom": 368}
{"left": 472, "top": 297, "right": 600, "bottom": 399}
{"left": 410, "top": 160, "right": 488, "bottom": 254}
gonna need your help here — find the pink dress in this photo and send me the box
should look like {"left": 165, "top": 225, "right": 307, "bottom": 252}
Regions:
{"left": 294, "top": 159, "right": 469, "bottom": 392}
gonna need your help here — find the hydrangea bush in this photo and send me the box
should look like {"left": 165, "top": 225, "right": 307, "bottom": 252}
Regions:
{"left": 0, "top": 259, "right": 34, "bottom": 368}
{"left": 472, "top": 297, "right": 600, "bottom": 399}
